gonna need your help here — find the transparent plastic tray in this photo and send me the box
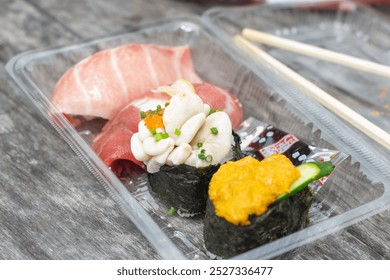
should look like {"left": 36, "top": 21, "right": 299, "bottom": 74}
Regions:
{"left": 6, "top": 12, "right": 390, "bottom": 259}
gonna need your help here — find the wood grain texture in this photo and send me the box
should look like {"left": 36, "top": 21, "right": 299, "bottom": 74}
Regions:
{"left": 1, "top": 0, "right": 390, "bottom": 260}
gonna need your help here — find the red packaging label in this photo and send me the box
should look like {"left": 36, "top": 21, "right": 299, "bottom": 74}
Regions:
{"left": 259, "top": 134, "right": 299, "bottom": 157}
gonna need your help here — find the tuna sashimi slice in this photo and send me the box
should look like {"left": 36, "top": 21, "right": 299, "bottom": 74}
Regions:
{"left": 92, "top": 105, "right": 143, "bottom": 177}
{"left": 51, "top": 44, "right": 202, "bottom": 120}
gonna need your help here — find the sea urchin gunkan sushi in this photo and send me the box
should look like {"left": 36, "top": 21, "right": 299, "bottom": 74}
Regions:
{"left": 131, "top": 79, "right": 242, "bottom": 216}
{"left": 203, "top": 154, "right": 334, "bottom": 258}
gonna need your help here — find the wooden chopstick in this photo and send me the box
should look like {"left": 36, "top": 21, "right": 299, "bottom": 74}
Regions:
{"left": 234, "top": 35, "right": 390, "bottom": 150}
{"left": 242, "top": 28, "right": 390, "bottom": 79}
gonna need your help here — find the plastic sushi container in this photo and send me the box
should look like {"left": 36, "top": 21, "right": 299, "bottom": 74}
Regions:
{"left": 6, "top": 2, "right": 390, "bottom": 260}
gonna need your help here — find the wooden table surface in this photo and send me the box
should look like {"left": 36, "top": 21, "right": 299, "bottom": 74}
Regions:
{"left": 1, "top": 0, "right": 390, "bottom": 260}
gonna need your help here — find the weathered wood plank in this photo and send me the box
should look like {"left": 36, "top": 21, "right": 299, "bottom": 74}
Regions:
{"left": 0, "top": 0, "right": 79, "bottom": 63}
{"left": 29, "top": 0, "right": 205, "bottom": 38}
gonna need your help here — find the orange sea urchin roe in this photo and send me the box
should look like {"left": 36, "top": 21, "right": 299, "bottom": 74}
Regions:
{"left": 143, "top": 108, "right": 165, "bottom": 131}
{"left": 208, "top": 154, "right": 300, "bottom": 226}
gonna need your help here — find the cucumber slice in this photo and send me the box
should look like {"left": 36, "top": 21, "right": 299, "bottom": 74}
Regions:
{"left": 276, "top": 161, "right": 335, "bottom": 202}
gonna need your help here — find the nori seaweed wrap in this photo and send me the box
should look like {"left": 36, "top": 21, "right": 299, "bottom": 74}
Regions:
{"left": 203, "top": 187, "right": 314, "bottom": 258}
{"left": 148, "top": 164, "right": 221, "bottom": 215}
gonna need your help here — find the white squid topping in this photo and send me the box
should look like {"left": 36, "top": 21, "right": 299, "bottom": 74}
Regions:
{"left": 163, "top": 90, "right": 204, "bottom": 137}
{"left": 130, "top": 79, "right": 233, "bottom": 173}
{"left": 185, "top": 112, "right": 232, "bottom": 168}
{"left": 174, "top": 112, "right": 206, "bottom": 146}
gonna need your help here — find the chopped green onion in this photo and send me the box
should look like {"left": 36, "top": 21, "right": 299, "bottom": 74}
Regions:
{"left": 140, "top": 111, "right": 146, "bottom": 119}
{"left": 209, "top": 108, "right": 218, "bottom": 115}
{"left": 168, "top": 207, "right": 175, "bottom": 216}
{"left": 198, "top": 149, "right": 210, "bottom": 161}
{"left": 162, "top": 132, "right": 169, "bottom": 139}
{"left": 165, "top": 101, "right": 170, "bottom": 107}
{"left": 154, "top": 132, "right": 168, "bottom": 142}
{"left": 198, "top": 149, "right": 213, "bottom": 162}
{"left": 210, "top": 127, "right": 218, "bottom": 135}
{"left": 156, "top": 105, "right": 162, "bottom": 111}
{"left": 150, "top": 128, "right": 156, "bottom": 135}
{"left": 154, "top": 132, "right": 163, "bottom": 142}
{"left": 174, "top": 129, "right": 181, "bottom": 136}
{"left": 198, "top": 153, "right": 206, "bottom": 160}
{"left": 197, "top": 142, "right": 203, "bottom": 148}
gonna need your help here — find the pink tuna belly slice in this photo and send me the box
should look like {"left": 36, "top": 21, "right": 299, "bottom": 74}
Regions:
{"left": 51, "top": 44, "right": 202, "bottom": 120}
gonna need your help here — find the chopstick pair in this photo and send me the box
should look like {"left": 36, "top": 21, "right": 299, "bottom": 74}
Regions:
{"left": 242, "top": 28, "right": 390, "bottom": 78}
{"left": 234, "top": 29, "right": 390, "bottom": 150}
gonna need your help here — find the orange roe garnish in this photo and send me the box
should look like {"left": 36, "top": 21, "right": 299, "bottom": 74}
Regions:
{"left": 143, "top": 108, "right": 165, "bottom": 131}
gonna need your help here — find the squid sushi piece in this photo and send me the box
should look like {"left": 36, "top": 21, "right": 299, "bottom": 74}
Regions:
{"left": 203, "top": 155, "right": 334, "bottom": 258}
{"left": 131, "top": 79, "right": 243, "bottom": 216}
